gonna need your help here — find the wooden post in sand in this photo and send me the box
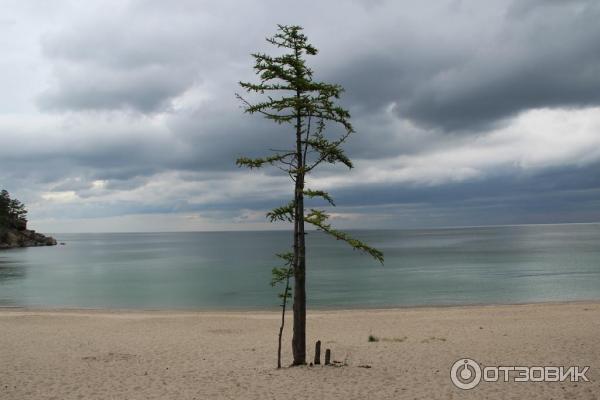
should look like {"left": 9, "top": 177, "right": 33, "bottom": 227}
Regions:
{"left": 324, "top": 348, "right": 331, "bottom": 365}
{"left": 314, "top": 340, "right": 321, "bottom": 365}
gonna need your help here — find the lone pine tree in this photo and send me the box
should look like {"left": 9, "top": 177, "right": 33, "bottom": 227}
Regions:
{"left": 236, "top": 25, "right": 383, "bottom": 366}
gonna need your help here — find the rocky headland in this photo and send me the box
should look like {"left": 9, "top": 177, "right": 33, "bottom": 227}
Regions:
{"left": 0, "top": 220, "right": 57, "bottom": 250}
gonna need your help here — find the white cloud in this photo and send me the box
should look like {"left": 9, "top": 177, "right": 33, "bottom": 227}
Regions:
{"left": 40, "top": 191, "right": 78, "bottom": 203}
{"left": 311, "top": 107, "right": 600, "bottom": 187}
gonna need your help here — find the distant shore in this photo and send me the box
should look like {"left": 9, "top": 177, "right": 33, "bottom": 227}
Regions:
{"left": 1, "top": 301, "right": 598, "bottom": 399}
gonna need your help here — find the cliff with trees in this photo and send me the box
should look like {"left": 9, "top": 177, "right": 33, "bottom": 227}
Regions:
{"left": 0, "top": 189, "right": 57, "bottom": 249}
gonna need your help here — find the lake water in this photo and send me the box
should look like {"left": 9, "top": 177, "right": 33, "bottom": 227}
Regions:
{"left": 0, "top": 224, "right": 599, "bottom": 309}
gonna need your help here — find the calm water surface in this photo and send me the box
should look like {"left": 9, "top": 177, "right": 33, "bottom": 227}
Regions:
{"left": 0, "top": 224, "right": 599, "bottom": 309}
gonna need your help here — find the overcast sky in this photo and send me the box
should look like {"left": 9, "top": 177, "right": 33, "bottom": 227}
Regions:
{"left": 1, "top": 0, "right": 599, "bottom": 233}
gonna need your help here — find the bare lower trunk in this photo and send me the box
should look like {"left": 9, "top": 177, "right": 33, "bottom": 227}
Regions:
{"left": 291, "top": 170, "right": 306, "bottom": 365}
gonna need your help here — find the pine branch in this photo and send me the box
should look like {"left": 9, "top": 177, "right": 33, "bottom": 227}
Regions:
{"left": 235, "top": 93, "right": 295, "bottom": 123}
{"left": 303, "top": 189, "right": 335, "bottom": 206}
{"left": 236, "top": 152, "right": 293, "bottom": 169}
{"left": 267, "top": 201, "right": 295, "bottom": 223}
{"left": 305, "top": 209, "right": 384, "bottom": 264}
{"left": 304, "top": 134, "right": 354, "bottom": 171}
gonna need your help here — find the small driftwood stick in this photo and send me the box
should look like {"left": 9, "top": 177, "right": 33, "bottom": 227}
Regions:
{"left": 325, "top": 348, "right": 331, "bottom": 365}
{"left": 314, "top": 340, "right": 321, "bottom": 365}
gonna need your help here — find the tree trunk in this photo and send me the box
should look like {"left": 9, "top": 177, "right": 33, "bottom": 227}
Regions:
{"left": 292, "top": 84, "right": 306, "bottom": 366}
{"left": 292, "top": 174, "right": 306, "bottom": 365}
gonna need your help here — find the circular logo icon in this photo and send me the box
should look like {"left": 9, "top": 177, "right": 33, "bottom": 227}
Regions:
{"left": 450, "top": 358, "right": 482, "bottom": 390}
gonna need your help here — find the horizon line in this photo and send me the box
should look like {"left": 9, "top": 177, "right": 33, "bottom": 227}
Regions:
{"left": 42, "top": 221, "right": 600, "bottom": 235}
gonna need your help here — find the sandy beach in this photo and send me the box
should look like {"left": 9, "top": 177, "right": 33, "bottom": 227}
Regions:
{"left": 1, "top": 302, "right": 598, "bottom": 399}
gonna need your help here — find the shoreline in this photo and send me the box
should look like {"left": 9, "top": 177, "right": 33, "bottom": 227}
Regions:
{"left": 2, "top": 298, "right": 599, "bottom": 314}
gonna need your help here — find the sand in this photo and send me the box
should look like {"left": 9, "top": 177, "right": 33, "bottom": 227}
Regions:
{"left": 1, "top": 302, "right": 599, "bottom": 399}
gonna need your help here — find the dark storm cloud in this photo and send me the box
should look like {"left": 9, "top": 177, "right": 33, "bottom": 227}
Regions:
{"left": 335, "top": 0, "right": 600, "bottom": 131}
{"left": 37, "top": 19, "right": 201, "bottom": 112}
{"left": 37, "top": 68, "right": 194, "bottom": 113}
{"left": 331, "top": 162, "right": 600, "bottom": 209}
{"left": 35, "top": 0, "right": 600, "bottom": 135}
{"left": 318, "top": 162, "right": 600, "bottom": 227}
{"left": 35, "top": 0, "right": 250, "bottom": 113}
